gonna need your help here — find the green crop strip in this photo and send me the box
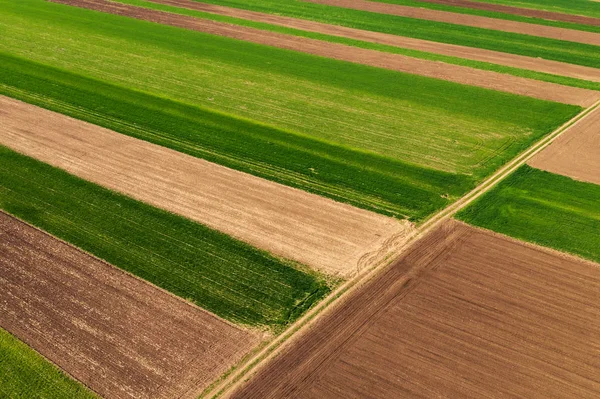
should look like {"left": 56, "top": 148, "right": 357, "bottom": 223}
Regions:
{"left": 0, "top": 147, "right": 330, "bottom": 328}
{"left": 178, "top": 0, "right": 600, "bottom": 68}
{"left": 374, "top": 0, "right": 600, "bottom": 33}
{"left": 0, "top": 329, "right": 96, "bottom": 398}
{"left": 111, "top": 0, "right": 600, "bottom": 91}
{"left": 457, "top": 165, "right": 600, "bottom": 264}
{"left": 468, "top": 0, "right": 600, "bottom": 19}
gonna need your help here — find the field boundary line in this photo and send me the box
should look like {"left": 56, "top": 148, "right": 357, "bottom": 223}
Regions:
{"left": 205, "top": 99, "right": 600, "bottom": 399}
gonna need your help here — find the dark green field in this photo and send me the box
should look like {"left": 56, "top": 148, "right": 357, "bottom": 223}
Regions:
{"left": 0, "top": 147, "right": 330, "bottom": 328}
{"left": 468, "top": 0, "right": 600, "bottom": 19}
{"left": 457, "top": 165, "right": 600, "bottom": 263}
{"left": 0, "top": 329, "right": 95, "bottom": 398}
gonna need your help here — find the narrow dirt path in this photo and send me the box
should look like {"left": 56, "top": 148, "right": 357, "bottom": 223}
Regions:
{"left": 144, "top": 0, "right": 600, "bottom": 82}
{"left": 304, "top": 0, "right": 600, "bottom": 46}
{"left": 49, "top": 0, "right": 600, "bottom": 106}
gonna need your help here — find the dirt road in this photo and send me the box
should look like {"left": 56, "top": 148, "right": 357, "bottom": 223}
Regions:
{"left": 0, "top": 211, "right": 258, "bottom": 399}
{"left": 231, "top": 221, "right": 600, "bottom": 398}
{"left": 49, "top": 0, "right": 600, "bottom": 106}
{"left": 529, "top": 105, "right": 600, "bottom": 184}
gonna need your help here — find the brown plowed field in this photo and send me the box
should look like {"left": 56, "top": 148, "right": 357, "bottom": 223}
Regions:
{"left": 528, "top": 105, "right": 600, "bottom": 184}
{"left": 231, "top": 220, "right": 600, "bottom": 399}
{"left": 144, "top": 0, "right": 600, "bottom": 82}
{"left": 0, "top": 96, "right": 410, "bottom": 277}
{"left": 0, "top": 211, "right": 258, "bottom": 399}
{"left": 304, "top": 0, "right": 600, "bottom": 46}
{"left": 416, "top": 0, "right": 600, "bottom": 26}
{"left": 49, "top": 0, "right": 600, "bottom": 106}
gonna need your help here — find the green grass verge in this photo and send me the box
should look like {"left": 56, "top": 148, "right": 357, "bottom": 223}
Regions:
{"left": 469, "top": 0, "right": 600, "bottom": 19}
{"left": 374, "top": 0, "right": 600, "bottom": 33}
{"left": 0, "top": 329, "right": 96, "bottom": 399}
{"left": 0, "top": 146, "right": 330, "bottom": 328}
{"left": 179, "top": 0, "right": 600, "bottom": 68}
{"left": 457, "top": 165, "right": 600, "bottom": 264}
{"left": 111, "top": 0, "right": 600, "bottom": 91}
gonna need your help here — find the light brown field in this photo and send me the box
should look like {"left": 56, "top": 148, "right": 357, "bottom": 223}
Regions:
{"left": 49, "top": 0, "right": 600, "bottom": 106}
{"left": 144, "top": 0, "right": 600, "bottom": 82}
{"left": 0, "top": 211, "right": 258, "bottom": 399}
{"left": 231, "top": 220, "right": 600, "bottom": 398}
{"left": 529, "top": 105, "right": 600, "bottom": 184}
{"left": 305, "top": 0, "right": 600, "bottom": 46}
{"left": 0, "top": 96, "right": 410, "bottom": 277}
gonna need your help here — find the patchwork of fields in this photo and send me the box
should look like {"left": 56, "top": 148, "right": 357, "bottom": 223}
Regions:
{"left": 1, "top": 0, "right": 599, "bottom": 397}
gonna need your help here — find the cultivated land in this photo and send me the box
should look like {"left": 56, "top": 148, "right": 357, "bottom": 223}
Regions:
{"left": 0, "top": 96, "right": 410, "bottom": 277}
{"left": 458, "top": 165, "right": 600, "bottom": 264}
{"left": 306, "top": 0, "right": 600, "bottom": 45}
{"left": 0, "top": 212, "right": 259, "bottom": 399}
{"left": 470, "top": 0, "right": 600, "bottom": 19}
{"left": 51, "top": 0, "right": 599, "bottom": 107}
{"left": 231, "top": 221, "right": 600, "bottom": 398}
{"left": 529, "top": 105, "right": 600, "bottom": 184}
{"left": 0, "top": 329, "right": 96, "bottom": 398}
{"left": 115, "top": 0, "right": 600, "bottom": 85}
{"left": 0, "top": 146, "right": 329, "bottom": 327}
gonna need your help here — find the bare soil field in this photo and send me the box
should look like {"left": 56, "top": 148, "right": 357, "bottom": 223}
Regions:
{"left": 417, "top": 0, "right": 600, "bottom": 26}
{"left": 145, "top": 0, "right": 600, "bottom": 82}
{"left": 0, "top": 211, "right": 258, "bottom": 399}
{"left": 49, "top": 1, "right": 600, "bottom": 106}
{"left": 231, "top": 220, "right": 600, "bottom": 398}
{"left": 529, "top": 105, "right": 600, "bottom": 184}
{"left": 0, "top": 96, "right": 410, "bottom": 277}
{"left": 304, "top": 0, "right": 600, "bottom": 46}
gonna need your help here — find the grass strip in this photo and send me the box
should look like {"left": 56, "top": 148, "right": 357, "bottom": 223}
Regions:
{"left": 457, "top": 165, "right": 600, "bottom": 264}
{"left": 113, "top": 0, "right": 600, "bottom": 91}
{"left": 468, "top": 0, "right": 600, "bottom": 19}
{"left": 0, "top": 329, "right": 96, "bottom": 399}
{"left": 183, "top": 0, "right": 600, "bottom": 68}
{"left": 0, "top": 146, "right": 331, "bottom": 328}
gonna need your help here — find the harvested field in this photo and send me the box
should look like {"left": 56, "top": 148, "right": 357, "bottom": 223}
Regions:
{"left": 0, "top": 96, "right": 409, "bottom": 277}
{"left": 414, "top": 0, "right": 600, "bottom": 26}
{"left": 0, "top": 211, "right": 258, "bottom": 399}
{"left": 529, "top": 106, "right": 600, "bottom": 185}
{"left": 231, "top": 220, "right": 600, "bottom": 398}
{"left": 304, "top": 0, "right": 600, "bottom": 46}
{"left": 49, "top": 0, "right": 600, "bottom": 106}
{"left": 140, "top": 0, "right": 600, "bottom": 82}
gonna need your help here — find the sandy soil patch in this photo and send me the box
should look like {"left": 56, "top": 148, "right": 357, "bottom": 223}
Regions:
{"left": 304, "top": 0, "right": 600, "bottom": 46}
{"left": 231, "top": 220, "right": 600, "bottom": 398}
{"left": 49, "top": 0, "right": 600, "bottom": 106}
{"left": 418, "top": 0, "right": 600, "bottom": 26}
{"left": 0, "top": 96, "right": 410, "bottom": 277}
{"left": 0, "top": 211, "right": 258, "bottom": 399}
{"left": 528, "top": 105, "right": 600, "bottom": 184}
{"left": 144, "top": 0, "right": 600, "bottom": 83}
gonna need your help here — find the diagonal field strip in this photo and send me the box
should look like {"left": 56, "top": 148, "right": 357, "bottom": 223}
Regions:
{"left": 139, "top": 0, "right": 600, "bottom": 83}
{"left": 48, "top": 0, "right": 600, "bottom": 106}
{"left": 304, "top": 0, "right": 600, "bottom": 46}
{"left": 204, "top": 98, "right": 600, "bottom": 399}
{"left": 0, "top": 96, "right": 411, "bottom": 277}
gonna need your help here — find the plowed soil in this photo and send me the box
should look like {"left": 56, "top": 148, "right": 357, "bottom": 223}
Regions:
{"left": 304, "top": 0, "right": 600, "bottom": 46}
{"left": 144, "top": 0, "right": 600, "bottom": 82}
{"left": 231, "top": 220, "right": 600, "bottom": 398}
{"left": 48, "top": 0, "right": 600, "bottom": 106}
{"left": 0, "top": 96, "right": 410, "bottom": 277}
{"left": 417, "top": 0, "right": 600, "bottom": 26}
{"left": 529, "top": 105, "right": 600, "bottom": 185}
{"left": 0, "top": 211, "right": 258, "bottom": 399}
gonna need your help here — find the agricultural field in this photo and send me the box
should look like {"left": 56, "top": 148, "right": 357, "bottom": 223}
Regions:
{"left": 2, "top": 0, "right": 600, "bottom": 397}
{"left": 469, "top": 0, "right": 600, "bottom": 18}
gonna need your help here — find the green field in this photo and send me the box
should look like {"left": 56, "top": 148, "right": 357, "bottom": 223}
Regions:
{"left": 0, "top": 329, "right": 96, "bottom": 399}
{"left": 0, "top": 0, "right": 581, "bottom": 220}
{"left": 111, "top": 0, "right": 600, "bottom": 91}
{"left": 178, "top": 0, "right": 600, "bottom": 68}
{"left": 457, "top": 165, "right": 600, "bottom": 263}
{"left": 0, "top": 147, "right": 330, "bottom": 328}
{"left": 470, "top": 0, "right": 600, "bottom": 19}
